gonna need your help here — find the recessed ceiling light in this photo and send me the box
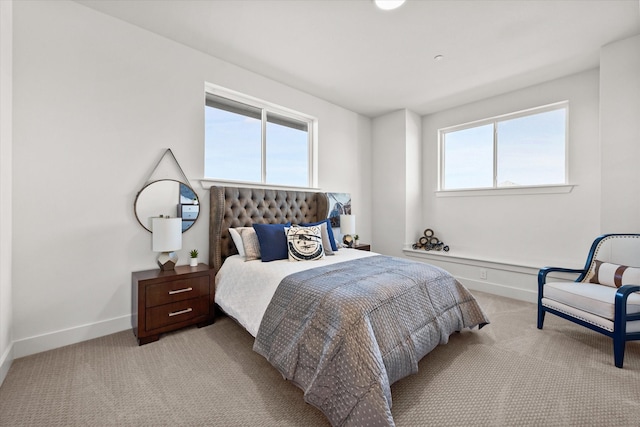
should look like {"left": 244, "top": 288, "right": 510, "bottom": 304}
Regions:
{"left": 374, "top": 0, "right": 406, "bottom": 11}
{"left": 434, "top": 55, "right": 444, "bottom": 61}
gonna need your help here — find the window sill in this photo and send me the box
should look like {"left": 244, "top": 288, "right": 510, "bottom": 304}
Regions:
{"left": 199, "top": 179, "right": 320, "bottom": 192}
{"left": 435, "top": 184, "right": 574, "bottom": 197}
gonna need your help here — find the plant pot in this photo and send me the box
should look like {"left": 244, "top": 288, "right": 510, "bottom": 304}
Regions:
{"left": 190, "top": 258, "right": 198, "bottom": 267}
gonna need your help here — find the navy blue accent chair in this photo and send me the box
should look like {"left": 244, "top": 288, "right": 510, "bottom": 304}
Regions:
{"left": 538, "top": 234, "right": 640, "bottom": 368}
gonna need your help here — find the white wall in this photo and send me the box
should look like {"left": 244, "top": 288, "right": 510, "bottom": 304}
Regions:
{"left": 416, "top": 69, "right": 601, "bottom": 300}
{"left": 405, "top": 110, "right": 422, "bottom": 246}
{"left": 11, "top": 0, "right": 372, "bottom": 357}
{"left": 600, "top": 34, "right": 640, "bottom": 233}
{"left": 422, "top": 69, "right": 601, "bottom": 267}
{"left": 0, "top": 0, "right": 14, "bottom": 383}
{"left": 414, "top": 35, "right": 640, "bottom": 301}
{"left": 8, "top": 1, "right": 638, "bottom": 362}
{"left": 371, "top": 109, "right": 422, "bottom": 257}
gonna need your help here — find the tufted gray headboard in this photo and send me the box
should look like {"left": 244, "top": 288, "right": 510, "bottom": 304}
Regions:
{"left": 209, "top": 186, "right": 329, "bottom": 274}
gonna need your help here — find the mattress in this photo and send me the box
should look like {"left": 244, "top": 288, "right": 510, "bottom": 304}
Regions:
{"left": 214, "top": 248, "right": 376, "bottom": 337}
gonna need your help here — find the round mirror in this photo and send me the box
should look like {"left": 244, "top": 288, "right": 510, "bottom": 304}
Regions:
{"left": 134, "top": 179, "right": 200, "bottom": 233}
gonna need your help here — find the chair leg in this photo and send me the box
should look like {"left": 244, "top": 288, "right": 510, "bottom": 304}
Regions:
{"left": 537, "top": 306, "right": 545, "bottom": 329}
{"left": 614, "top": 337, "right": 625, "bottom": 368}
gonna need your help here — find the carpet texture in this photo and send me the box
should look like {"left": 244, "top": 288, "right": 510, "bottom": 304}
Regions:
{"left": 1, "top": 291, "right": 639, "bottom": 426}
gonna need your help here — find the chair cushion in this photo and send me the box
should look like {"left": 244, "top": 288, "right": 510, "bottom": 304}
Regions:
{"left": 588, "top": 260, "right": 640, "bottom": 288}
{"left": 541, "top": 298, "right": 640, "bottom": 333}
{"left": 544, "top": 281, "right": 640, "bottom": 321}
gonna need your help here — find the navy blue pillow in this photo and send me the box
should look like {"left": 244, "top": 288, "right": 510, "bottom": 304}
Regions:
{"left": 301, "top": 219, "right": 338, "bottom": 252}
{"left": 253, "top": 223, "right": 291, "bottom": 262}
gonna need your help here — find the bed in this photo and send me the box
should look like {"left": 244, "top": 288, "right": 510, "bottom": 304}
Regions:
{"left": 209, "top": 186, "right": 489, "bottom": 427}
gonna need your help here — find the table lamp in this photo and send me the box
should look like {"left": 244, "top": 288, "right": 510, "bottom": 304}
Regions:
{"left": 152, "top": 216, "right": 182, "bottom": 270}
{"left": 340, "top": 214, "right": 356, "bottom": 248}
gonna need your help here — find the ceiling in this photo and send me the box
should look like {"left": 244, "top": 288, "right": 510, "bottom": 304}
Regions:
{"left": 75, "top": 0, "right": 640, "bottom": 117}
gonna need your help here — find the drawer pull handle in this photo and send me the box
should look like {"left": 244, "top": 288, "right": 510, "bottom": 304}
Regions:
{"left": 168, "top": 287, "right": 193, "bottom": 295}
{"left": 169, "top": 308, "right": 193, "bottom": 317}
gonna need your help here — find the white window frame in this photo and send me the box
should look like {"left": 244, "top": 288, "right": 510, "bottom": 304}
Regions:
{"left": 203, "top": 83, "right": 317, "bottom": 189}
{"left": 437, "top": 101, "right": 573, "bottom": 197}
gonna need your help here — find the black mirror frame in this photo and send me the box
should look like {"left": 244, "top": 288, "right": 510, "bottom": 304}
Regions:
{"left": 134, "top": 178, "right": 200, "bottom": 233}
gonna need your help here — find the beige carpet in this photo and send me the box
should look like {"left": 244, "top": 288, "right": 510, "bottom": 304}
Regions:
{"left": 1, "top": 291, "right": 639, "bottom": 426}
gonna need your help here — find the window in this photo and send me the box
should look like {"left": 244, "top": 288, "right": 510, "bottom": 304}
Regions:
{"left": 204, "top": 85, "right": 315, "bottom": 188}
{"left": 439, "top": 102, "right": 568, "bottom": 191}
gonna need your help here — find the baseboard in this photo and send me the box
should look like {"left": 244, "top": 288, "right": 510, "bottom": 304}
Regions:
{"left": 0, "top": 342, "right": 14, "bottom": 387}
{"left": 403, "top": 248, "right": 555, "bottom": 305}
{"left": 13, "top": 314, "right": 131, "bottom": 359}
{"left": 459, "top": 277, "right": 538, "bottom": 304}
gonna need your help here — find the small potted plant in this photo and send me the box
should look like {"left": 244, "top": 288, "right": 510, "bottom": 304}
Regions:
{"left": 189, "top": 249, "right": 199, "bottom": 267}
{"left": 353, "top": 234, "right": 360, "bottom": 246}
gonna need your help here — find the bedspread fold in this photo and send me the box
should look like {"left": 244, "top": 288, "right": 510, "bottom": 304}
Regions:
{"left": 254, "top": 255, "right": 489, "bottom": 427}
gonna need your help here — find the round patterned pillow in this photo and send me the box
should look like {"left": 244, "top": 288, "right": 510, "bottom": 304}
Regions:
{"left": 286, "top": 226, "right": 325, "bottom": 261}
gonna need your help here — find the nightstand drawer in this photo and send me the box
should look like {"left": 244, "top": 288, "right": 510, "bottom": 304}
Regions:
{"left": 132, "top": 264, "right": 213, "bottom": 345}
{"left": 146, "top": 276, "right": 209, "bottom": 307}
{"left": 145, "top": 296, "right": 210, "bottom": 331}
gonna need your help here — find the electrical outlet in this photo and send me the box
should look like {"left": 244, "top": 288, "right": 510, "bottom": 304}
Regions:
{"left": 480, "top": 268, "right": 487, "bottom": 280}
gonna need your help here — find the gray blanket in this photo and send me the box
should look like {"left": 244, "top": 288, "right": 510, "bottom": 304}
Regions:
{"left": 254, "top": 255, "right": 489, "bottom": 427}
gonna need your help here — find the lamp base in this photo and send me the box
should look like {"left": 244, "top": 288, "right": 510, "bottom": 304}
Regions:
{"left": 157, "top": 251, "right": 178, "bottom": 271}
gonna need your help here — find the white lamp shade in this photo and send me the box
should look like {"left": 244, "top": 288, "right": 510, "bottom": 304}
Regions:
{"left": 152, "top": 217, "right": 182, "bottom": 252}
{"left": 340, "top": 214, "right": 356, "bottom": 235}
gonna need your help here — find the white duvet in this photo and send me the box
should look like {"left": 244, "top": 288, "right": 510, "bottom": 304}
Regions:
{"left": 214, "top": 248, "right": 376, "bottom": 337}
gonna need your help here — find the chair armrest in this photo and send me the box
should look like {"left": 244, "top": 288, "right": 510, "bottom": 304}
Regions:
{"left": 538, "top": 266, "right": 585, "bottom": 286}
{"left": 537, "top": 267, "right": 586, "bottom": 301}
{"left": 615, "top": 285, "right": 640, "bottom": 323}
{"left": 616, "top": 284, "right": 640, "bottom": 296}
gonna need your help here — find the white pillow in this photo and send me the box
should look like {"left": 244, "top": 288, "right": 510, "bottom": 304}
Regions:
{"left": 286, "top": 225, "right": 324, "bottom": 261}
{"left": 318, "top": 222, "right": 334, "bottom": 256}
{"left": 228, "top": 227, "right": 247, "bottom": 257}
{"left": 239, "top": 227, "right": 261, "bottom": 261}
{"left": 589, "top": 260, "right": 640, "bottom": 288}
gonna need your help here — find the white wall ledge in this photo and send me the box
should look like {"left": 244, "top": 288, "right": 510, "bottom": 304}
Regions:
{"left": 403, "top": 247, "right": 582, "bottom": 279}
{"left": 403, "top": 247, "right": 584, "bottom": 304}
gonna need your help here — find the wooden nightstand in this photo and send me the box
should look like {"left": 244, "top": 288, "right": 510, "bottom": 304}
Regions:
{"left": 132, "top": 263, "right": 214, "bottom": 345}
{"left": 354, "top": 243, "right": 371, "bottom": 251}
